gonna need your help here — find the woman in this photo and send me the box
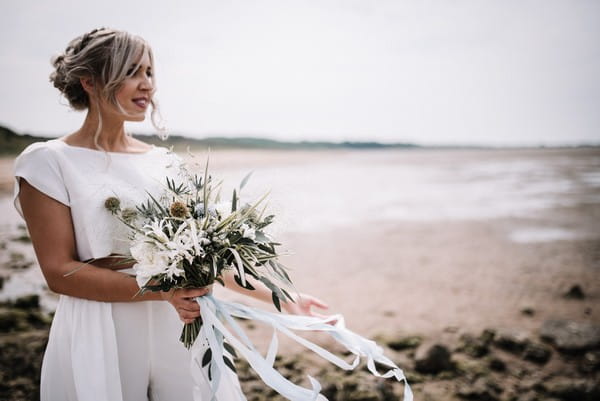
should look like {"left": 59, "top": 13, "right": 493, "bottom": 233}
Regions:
{"left": 13, "top": 27, "right": 328, "bottom": 401}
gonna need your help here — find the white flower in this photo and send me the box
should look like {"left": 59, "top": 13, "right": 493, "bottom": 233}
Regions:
{"left": 214, "top": 202, "right": 233, "bottom": 219}
{"left": 240, "top": 224, "right": 256, "bottom": 240}
{"left": 143, "top": 219, "right": 171, "bottom": 243}
{"left": 130, "top": 237, "right": 170, "bottom": 287}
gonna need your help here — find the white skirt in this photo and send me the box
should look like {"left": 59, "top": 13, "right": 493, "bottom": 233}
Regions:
{"left": 40, "top": 295, "right": 243, "bottom": 401}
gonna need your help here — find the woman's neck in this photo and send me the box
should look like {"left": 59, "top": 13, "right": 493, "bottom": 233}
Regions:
{"left": 67, "top": 110, "right": 130, "bottom": 152}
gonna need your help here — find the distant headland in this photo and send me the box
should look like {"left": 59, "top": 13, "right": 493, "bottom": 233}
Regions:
{"left": 0, "top": 124, "right": 421, "bottom": 155}
{"left": 1, "top": 124, "right": 597, "bottom": 155}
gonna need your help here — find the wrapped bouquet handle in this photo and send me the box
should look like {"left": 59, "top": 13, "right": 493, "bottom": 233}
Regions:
{"left": 192, "top": 294, "right": 413, "bottom": 401}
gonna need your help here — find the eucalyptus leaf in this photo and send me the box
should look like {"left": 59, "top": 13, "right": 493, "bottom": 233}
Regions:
{"left": 223, "top": 356, "right": 237, "bottom": 373}
{"left": 231, "top": 189, "right": 237, "bottom": 212}
{"left": 272, "top": 292, "right": 282, "bottom": 312}
{"left": 202, "top": 348, "right": 212, "bottom": 367}
{"left": 239, "top": 171, "right": 253, "bottom": 191}
{"left": 224, "top": 342, "right": 238, "bottom": 358}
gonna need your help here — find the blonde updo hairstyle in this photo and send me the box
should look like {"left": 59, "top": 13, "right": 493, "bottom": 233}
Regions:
{"left": 50, "top": 28, "right": 165, "bottom": 143}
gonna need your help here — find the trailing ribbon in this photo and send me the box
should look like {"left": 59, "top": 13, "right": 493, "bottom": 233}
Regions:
{"left": 191, "top": 294, "right": 413, "bottom": 401}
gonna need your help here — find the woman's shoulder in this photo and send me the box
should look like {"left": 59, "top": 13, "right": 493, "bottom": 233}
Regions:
{"left": 19, "top": 138, "right": 61, "bottom": 152}
{"left": 15, "top": 139, "right": 65, "bottom": 165}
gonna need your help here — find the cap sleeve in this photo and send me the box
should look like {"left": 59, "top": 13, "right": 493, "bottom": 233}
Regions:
{"left": 13, "top": 142, "right": 70, "bottom": 217}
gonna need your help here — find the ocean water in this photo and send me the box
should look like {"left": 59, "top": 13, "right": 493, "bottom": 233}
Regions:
{"left": 209, "top": 148, "right": 600, "bottom": 240}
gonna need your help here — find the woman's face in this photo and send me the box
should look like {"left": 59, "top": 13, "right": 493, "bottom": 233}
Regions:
{"left": 102, "top": 49, "right": 154, "bottom": 122}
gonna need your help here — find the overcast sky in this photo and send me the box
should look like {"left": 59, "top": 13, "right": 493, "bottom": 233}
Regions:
{"left": 1, "top": 0, "right": 598, "bottom": 146}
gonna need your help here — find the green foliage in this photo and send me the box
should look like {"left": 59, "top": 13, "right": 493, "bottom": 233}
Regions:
{"left": 0, "top": 125, "right": 46, "bottom": 155}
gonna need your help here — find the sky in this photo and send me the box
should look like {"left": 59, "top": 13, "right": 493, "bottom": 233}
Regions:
{"left": 0, "top": 0, "right": 599, "bottom": 146}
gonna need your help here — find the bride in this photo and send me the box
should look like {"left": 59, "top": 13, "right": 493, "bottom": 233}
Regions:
{"left": 13, "top": 27, "right": 328, "bottom": 401}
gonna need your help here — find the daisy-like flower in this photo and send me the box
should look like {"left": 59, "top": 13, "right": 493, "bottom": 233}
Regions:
{"left": 121, "top": 207, "right": 138, "bottom": 223}
{"left": 144, "top": 219, "right": 171, "bottom": 243}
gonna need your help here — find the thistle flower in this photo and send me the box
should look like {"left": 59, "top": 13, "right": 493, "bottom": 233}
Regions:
{"left": 121, "top": 208, "right": 138, "bottom": 222}
{"left": 104, "top": 197, "right": 121, "bottom": 214}
{"left": 170, "top": 201, "right": 189, "bottom": 218}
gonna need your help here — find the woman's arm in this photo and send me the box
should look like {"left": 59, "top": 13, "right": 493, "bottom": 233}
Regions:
{"left": 19, "top": 179, "right": 205, "bottom": 322}
{"left": 221, "top": 269, "right": 330, "bottom": 317}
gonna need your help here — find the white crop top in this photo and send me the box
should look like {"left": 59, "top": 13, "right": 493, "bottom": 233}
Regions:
{"left": 13, "top": 139, "right": 181, "bottom": 261}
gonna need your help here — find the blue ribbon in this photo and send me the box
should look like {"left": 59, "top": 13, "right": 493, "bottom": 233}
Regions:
{"left": 190, "top": 294, "right": 413, "bottom": 401}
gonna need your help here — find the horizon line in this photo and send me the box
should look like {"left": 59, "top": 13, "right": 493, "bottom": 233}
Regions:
{"left": 2, "top": 123, "right": 599, "bottom": 150}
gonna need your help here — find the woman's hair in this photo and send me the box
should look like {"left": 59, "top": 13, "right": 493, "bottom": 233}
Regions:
{"left": 50, "top": 27, "right": 165, "bottom": 140}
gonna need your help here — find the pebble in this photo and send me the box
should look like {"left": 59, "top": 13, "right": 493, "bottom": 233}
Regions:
{"left": 414, "top": 343, "right": 453, "bottom": 374}
{"left": 563, "top": 284, "right": 585, "bottom": 300}
{"left": 493, "top": 328, "right": 530, "bottom": 354}
{"left": 540, "top": 319, "right": 600, "bottom": 353}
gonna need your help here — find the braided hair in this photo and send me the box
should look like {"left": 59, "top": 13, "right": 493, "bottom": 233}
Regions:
{"left": 49, "top": 28, "right": 164, "bottom": 142}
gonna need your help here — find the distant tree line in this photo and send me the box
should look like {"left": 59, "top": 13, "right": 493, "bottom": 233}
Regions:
{"left": 0, "top": 124, "right": 420, "bottom": 155}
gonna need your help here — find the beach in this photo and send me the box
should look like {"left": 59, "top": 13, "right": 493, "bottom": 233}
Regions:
{"left": 1, "top": 146, "right": 599, "bottom": 400}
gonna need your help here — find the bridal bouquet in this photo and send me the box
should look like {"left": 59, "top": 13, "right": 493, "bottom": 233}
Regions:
{"left": 104, "top": 158, "right": 293, "bottom": 349}
{"left": 105, "top": 155, "right": 412, "bottom": 401}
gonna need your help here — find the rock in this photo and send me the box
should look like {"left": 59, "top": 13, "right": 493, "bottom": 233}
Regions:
{"left": 11, "top": 231, "right": 31, "bottom": 243}
{"left": 563, "top": 284, "right": 585, "bottom": 300}
{"left": 488, "top": 357, "right": 506, "bottom": 372}
{"left": 493, "top": 328, "right": 530, "bottom": 354}
{"left": 0, "top": 309, "right": 30, "bottom": 332}
{"left": 320, "top": 371, "right": 384, "bottom": 401}
{"left": 521, "top": 306, "right": 536, "bottom": 316}
{"left": 516, "top": 376, "right": 542, "bottom": 392}
{"left": 13, "top": 295, "right": 40, "bottom": 310}
{"left": 479, "top": 329, "right": 495, "bottom": 344}
{"left": 7, "top": 252, "right": 33, "bottom": 270}
{"left": 541, "top": 377, "right": 600, "bottom": 401}
{"left": 0, "top": 330, "right": 49, "bottom": 400}
{"left": 456, "top": 377, "right": 501, "bottom": 400}
{"left": 457, "top": 333, "right": 489, "bottom": 358}
{"left": 514, "top": 390, "right": 542, "bottom": 401}
{"left": 404, "top": 371, "right": 425, "bottom": 384}
{"left": 455, "top": 358, "right": 489, "bottom": 378}
{"left": 0, "top": 276, "right": 4, "bottom": 290}
{"left": 375, "top": 380, "right": 397, "bottom": 401}
{"left": 414, "top": 343, "right": 453, "bottom": 374}
{"left": 385, "top": 335, "right": 422, "bottom": 351}
{"left": 579, "top": 350, "right": 600, "bottom": 373}
{"left": 522, "top": 342, "right": 553, "bottom": 364}
{"left": 540, "top": 319, "right": 600, "bottom": 353}
{"left": 0, "top": 306, "right": 52, "bottom": 334}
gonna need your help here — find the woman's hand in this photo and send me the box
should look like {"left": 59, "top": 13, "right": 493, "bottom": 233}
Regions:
{"left": 161, "top": 287, "right": 212, "bottom": 324}
{"left": 283, "top": 293, "right": 330, "bottom": 318}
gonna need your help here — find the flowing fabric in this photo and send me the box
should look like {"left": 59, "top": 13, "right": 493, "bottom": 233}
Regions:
{"left": 192, "top": 295, "right": 413, "bottom": 401}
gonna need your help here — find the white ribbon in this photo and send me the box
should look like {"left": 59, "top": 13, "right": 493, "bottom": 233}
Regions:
{"left": 191, "top": 294, "right": 413, "bottom": 401}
